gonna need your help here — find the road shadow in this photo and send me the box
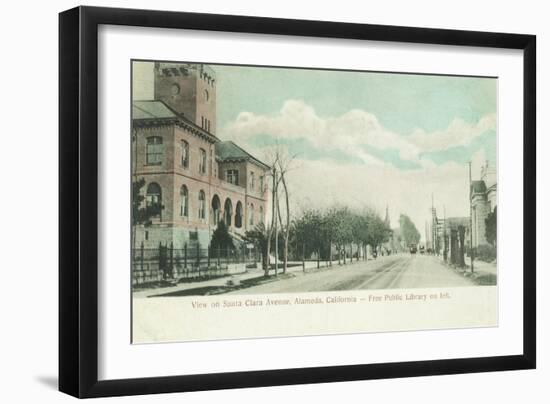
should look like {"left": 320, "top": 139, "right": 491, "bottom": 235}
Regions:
{"left": 149, "top": 273, "right": 295, "bottom": 297}
{"left": 149, "top": 285, "right": 231, "bottom": 297}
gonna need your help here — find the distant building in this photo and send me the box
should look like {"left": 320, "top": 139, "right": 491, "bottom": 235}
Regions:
{"left": 132, "top": 63, "right": 270, "bottom": 250}
{"left": 471, "top": 162, "right": 497, "bottom": 247}
{"left": 444, "top": 217, "right": 470, "bottom": 267}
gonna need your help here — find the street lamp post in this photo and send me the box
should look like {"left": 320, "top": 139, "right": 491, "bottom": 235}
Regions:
{"left": 469, "top": 162, "right": 474, "bottom": 273}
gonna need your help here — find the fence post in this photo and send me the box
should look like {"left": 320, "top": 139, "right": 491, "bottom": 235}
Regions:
{"left": 184, "top": 243, "right": 188, "bottom": 278}
{"left": 169, "top": 242, "right": 174, "bottom": 279}
{"left": 317, "top": 247, "right": 320, "bottom": 269}
{"left": 158, "top": 242, "right": 162, "bottom": 280}
{"left": 302, "top": 242, "right": 305, "bottom": 272}
{"left": 140, "top": 241, "right": 144, "bottom": 273}
{"left": 197, "top": 244, "right": 200, "bottom": 277}
{"left": 207, "top": 245, "right": 211, "bottom": 268}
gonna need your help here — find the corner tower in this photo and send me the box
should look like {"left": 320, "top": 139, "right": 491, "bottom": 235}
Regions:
{"left": 153, "top": 62, "right": 217, "bottom": 134}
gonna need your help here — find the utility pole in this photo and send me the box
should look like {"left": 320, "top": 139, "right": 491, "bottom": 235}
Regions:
{"left": 431, "top": 192, "right": 437, "bottom": 253}
{"left": 443, "top": 205, "right": 446, "bottom": 261}
{"left": 273, "top": 168, "right": 279, "bottom": 276}
{"left": 468, "top": 162, "right": 474, "bottom": 273}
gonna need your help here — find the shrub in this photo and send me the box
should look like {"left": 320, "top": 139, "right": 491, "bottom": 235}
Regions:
{"left": 476, "top": 244, "right": 497, "bottom": 263}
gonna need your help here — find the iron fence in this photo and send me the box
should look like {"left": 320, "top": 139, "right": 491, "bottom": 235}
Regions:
{"left": 132, "top": 243, "right": 260, "bottom": 286}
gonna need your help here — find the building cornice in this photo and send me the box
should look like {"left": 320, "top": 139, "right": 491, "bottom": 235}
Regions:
{"left": 216, "top": 156, "right": 271, "bottom": 171}
{"left": 133, "top": 117, "right": 219, "bottom": 144}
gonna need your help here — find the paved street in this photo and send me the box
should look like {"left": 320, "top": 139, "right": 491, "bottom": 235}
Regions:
{"left": 225, "top": 253, "right": 473, "bottom": 295}
{"left": 137, "top": 253, "right": 476, "bottom": 298}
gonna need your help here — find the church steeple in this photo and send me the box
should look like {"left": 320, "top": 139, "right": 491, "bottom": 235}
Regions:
{"left": 384, "top": 205, "right": 390, "bottom": 226}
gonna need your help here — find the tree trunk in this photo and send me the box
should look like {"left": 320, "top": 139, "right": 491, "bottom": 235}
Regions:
{"left": 275, "top": 184, "right": 288, "bottom": 274}
{"left": 266, "top": 168, "right": 277, "bottom": 277}
{"left": 280, "top": 170, "right": 291, "bottom": 274}
{"left": 343, "top": 245, "right": 346, "bottom": 265}
{"left": 274, "top": 174, "right": 279, "bottom": 277}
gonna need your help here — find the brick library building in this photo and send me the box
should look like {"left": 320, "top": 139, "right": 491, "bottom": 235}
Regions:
{"left": 132, "top": 62, "right": 270, "bottom": 255}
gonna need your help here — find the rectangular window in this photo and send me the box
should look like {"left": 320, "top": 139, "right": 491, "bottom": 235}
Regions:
{"left": 181, "top": 141, "right": 189, "bottom": 168}
{"left": 146, "top": 136, "right": 163, "bottom": 165}
{"left": 226, "top": 169, "right": 239, "bottom": 185}
{"left": 259, "top": 175, "right": 264, "bottom": 193}
{"left": 250, "top": 172, "right": 255, "bottom": 190}
{"left": 199, "top": 149, "right": 207, "bottom": 174}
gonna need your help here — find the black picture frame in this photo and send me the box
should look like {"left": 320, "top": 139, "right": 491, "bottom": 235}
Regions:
{"left": 59, "top": 6, "right": 536, "bottom": 398}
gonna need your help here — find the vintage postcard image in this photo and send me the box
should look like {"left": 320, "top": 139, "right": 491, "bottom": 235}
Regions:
{"left": 131, "top": 61, "right": 497, "bottom": 343}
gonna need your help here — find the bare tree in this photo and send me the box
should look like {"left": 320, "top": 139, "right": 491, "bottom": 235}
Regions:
{"left": 264, "top": 145, "right": 297, "bottom": 275}
{"left": 265, "top": 163, "right": 278, "bottom": 277}
{"left": 275, "top": 149, "right": 297, "bottom": 274}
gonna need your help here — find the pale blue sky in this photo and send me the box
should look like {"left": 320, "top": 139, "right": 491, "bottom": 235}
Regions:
{"left": 214, "top": 65, "right": 496, "bottom": 132}
{"left": 133, "top": 61, "right": 497, "bottom": 170}
{"left": 213, "top": 64, "right": 496, "bottom": 170}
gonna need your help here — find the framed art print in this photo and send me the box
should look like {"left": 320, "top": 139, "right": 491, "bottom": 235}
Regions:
{"left": 59, "top": 6, "right": 536, "bottom": 398}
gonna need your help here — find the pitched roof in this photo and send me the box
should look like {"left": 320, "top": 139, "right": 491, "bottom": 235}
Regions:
{"left": 215, "top": 141, "right": 270, "bottom": 169}
{"left": 471, "top": 180, "right": 487, "bottom": 194}
{"left": 132, "top": 100, "right": 178, "bottom": 120}
{"left": 132, "top": 100, "right": 219, "bottom": 144}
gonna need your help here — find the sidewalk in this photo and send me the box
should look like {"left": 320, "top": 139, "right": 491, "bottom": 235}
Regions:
{"left": 441, "top": 256, "right": 497, "bottom": 286}
{"left": 133, "top": 256, "right": 386, "bottom": 298}
{"left": 132, "top": 269, "right": 264, "bottom": 299}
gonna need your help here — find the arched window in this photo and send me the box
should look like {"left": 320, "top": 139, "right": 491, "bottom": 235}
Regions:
{"left": 146, "top": 182, "right": 162, "bottom": 218}
{"left": 181, "top": 140, "right": 189, "bottom": 168}
{"left": 180, "top": 185, "right": 188, "bottom": 217}
{"left": 224, "top": 198, "right": 233, "bottom": 227}
{"left": 146, "top": 136, "right": 163, "bottom": 165}
{"left": 211, "top": 195, "right": 221, "bottom": 225}
{"left": 249, "top": 203, "right": 255, "bottom": 226}
{"left": 198, "top": 190, "right": 206, "bottom": 220}
{"left": 199, "top": 148, "right": 207, "bottom": 174}
{"left": 235, "top": 201, "right": 243, "bottom": 228}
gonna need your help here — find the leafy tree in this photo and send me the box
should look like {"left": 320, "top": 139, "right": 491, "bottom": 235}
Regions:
{"left": 367, "top": 212, "right": 392, "bottom": 252}
{"left": 132, "top": 178, "right": 163, "bottom": 251}
{"left": 485, "top": 206, "right": 497, "bottom": 247}
{"left": 132, "top": 178, "right": 163, "bottom": 226}
{"left": 326, "top": 207, "right": 354, "bottom": 264}
{"left": 244, "top": 223, "right": 269, "bottom": 274}
{"left": 399, "top": 214, "right": 421, "bottom": 246}
{"left": 292, "top": 209, "right": 324, "bottom": 258}
{"left": 351, "top": 212, "right": 370, "bottom": 261}
{"left": 210, "top": 221, "right": 235, "bottom": 253}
